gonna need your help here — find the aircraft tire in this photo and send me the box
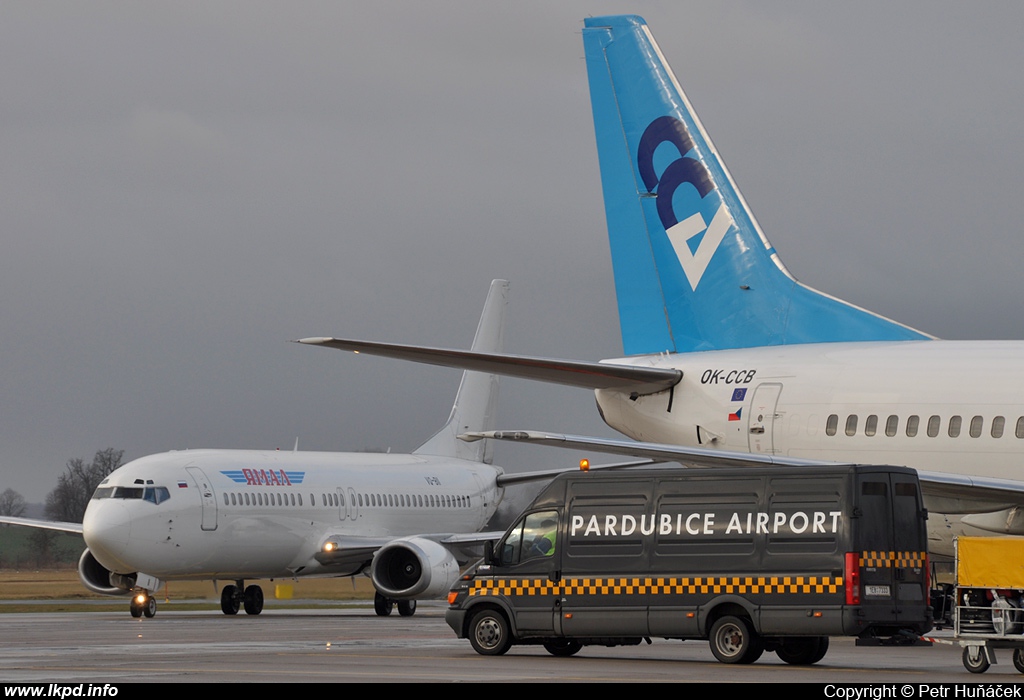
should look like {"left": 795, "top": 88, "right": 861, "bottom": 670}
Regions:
{"left": 143, "top": 595, "right": 157, "bottom": 618}
{"left": 129, "top": 598, "right": 143, "bottom": 618}
{"left": 243, "top": 585, "right": 264, "bottom": 615}
{"left": 397, "top": 599, "right": 416, "bottom": 617}
{"left": 221, "top": 585, "right": 240, "bottom": 615}
{"left": 374, "top": 592, "right": 393, "bottom": 617}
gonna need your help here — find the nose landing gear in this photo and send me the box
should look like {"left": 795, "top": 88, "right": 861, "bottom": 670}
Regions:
{"left": 129, "top": 592, "right": 157, "bottom": 618}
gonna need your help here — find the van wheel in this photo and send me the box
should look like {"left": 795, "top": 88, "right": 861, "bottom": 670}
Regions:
{"left": 1013, "top": 648, "right": 1024, "bottom": 674}
{"left": 468, "top": 609, "right": 512, "bottom": 656}
{"left": 543, "top": 639, "right": 582, "bottom": 657}
{"left": 963, "top": 646, "right": 991, "bottom": 674}
{"left": 776, "top": 637, "right": 828, "bottom": 665}
{"left": 709, "top": 616, "right": 761, "bottom": 664}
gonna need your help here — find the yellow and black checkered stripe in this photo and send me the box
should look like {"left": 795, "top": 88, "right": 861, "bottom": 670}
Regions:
{"left": 468, "top": 574, "right": 842, "bottom": 598}
{"left": 859, "top": 551, "right": 926, "bottom": 568}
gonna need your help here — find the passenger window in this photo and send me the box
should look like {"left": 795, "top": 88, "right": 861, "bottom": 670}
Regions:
{"left": 970, "top": 416, "right": 983, "bottom": 438}
{"left": 993, "top": 416, "right": 1005, "bottom": 438}
{"left": 845, "top": 415, "right": 858, "bottom": 436}
{"left": 826, "top": 414, "right": 838, "bottom": 436}
{"left": 1017, "top": 417, "right": 1024, "bottom": 439}
{"left": 906, "top": 415, "right": 920, "bottom": 437}
{"left": 885, "top": 415, "right": 898, "bottom": 437}
{"left": 948, "top": 415, "right": 962, "bottom": 438}
{"left": 927, "top": 415, "right": 940, "bottom": 438}
{"left": 865, "top": 415, "right": 878, "bottom": 437}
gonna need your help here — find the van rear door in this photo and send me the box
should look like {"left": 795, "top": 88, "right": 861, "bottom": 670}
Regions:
{"left": 855, "top": 471, "right": 928, "bottom": 624}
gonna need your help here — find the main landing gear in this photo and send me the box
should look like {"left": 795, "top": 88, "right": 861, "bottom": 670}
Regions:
{"left": 374, "top": 591, "right": 417, "bottom": 617}
{"left": 220, "top": 581, "right": 264, "bottom": 615}
{"left": 129, "top": 592, "right": 157, "bottom": 618}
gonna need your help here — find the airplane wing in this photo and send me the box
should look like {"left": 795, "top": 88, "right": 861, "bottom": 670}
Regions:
{"left": 0, "top": 515, "right": 83, "bottom": 534}
{"left": 460, "top": 430, "right": 835, "bottom": 468}
{"left": 295, "top": 338, "right": 681, "bottom": 396}
{"left": 313, "top": 531, "right": 508, "bottom": 570}
{"left": 460, "top": 430, "right": 1024, "bottom": 515}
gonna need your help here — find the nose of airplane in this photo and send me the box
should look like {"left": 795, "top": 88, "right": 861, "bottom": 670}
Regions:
{"left": 82, "top": 500, "right": 132, "bottom": 571}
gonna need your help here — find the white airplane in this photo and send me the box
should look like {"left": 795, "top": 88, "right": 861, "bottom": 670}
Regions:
{"left": 2, "top": 280, "right": 525, "bottom": 618}
{"left": 298, "top": 15, "right": 1024, "bottom": 559}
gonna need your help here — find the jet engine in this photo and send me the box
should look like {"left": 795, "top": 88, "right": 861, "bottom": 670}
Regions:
{"left": 370, "top": 537, "right": 459, "bottom": 599}
{"left": 78, "top": 548, "right": 132, "bottom": 596}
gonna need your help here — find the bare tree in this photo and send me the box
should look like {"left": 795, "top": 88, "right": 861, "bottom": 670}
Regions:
{"left": 45, "top": 448, "right": 124, "bottom": 523}
{"left": 0, "top": 488, "right": 26, "bottom": 520}
{"left": 28, "top": 529, "right": 58, "bottom": 567}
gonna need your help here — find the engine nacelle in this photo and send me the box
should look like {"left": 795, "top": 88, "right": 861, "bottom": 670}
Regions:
{"left": 78, "top": 548, "right": 133, "bottom": 596}
{"left": 370, "top": 537, "right": 459, "bottom": 599}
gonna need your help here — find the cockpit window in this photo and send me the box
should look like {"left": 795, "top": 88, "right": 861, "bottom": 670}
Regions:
{"left": 91, "top": 485, "right": 170, "bottom": 504}
{"left": 144, "top": 487, "right": 170, "bottom": 504}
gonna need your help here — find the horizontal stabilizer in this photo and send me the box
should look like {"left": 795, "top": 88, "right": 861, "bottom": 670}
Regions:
{"left": 296, "top": 338, "right": 681, "bottom": 395}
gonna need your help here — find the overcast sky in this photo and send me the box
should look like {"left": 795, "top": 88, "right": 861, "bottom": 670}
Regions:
{"left": 3, "top": 2, "right": 1024, "bottom": 503}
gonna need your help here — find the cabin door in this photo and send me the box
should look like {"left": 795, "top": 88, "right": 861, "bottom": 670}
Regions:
{"left": 747, "top": 383, "right": 782, "bottom": 454}
{"left": 186, "top": 466, "right": 218, "bottom": 531}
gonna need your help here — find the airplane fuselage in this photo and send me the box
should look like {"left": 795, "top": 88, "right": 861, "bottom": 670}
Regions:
{"left": 596, "top": 340, "right": 1024, "bottom": 555}
{"left": 598, "top": 340, "right": 1024, "bottom": 480}
{"left": 83, "top": 449, "right": 503, "bottom": 580}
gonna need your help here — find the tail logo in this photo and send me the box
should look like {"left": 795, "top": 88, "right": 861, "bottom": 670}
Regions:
{"left": 638, "top": 116, "right": 734, "bottom": 291}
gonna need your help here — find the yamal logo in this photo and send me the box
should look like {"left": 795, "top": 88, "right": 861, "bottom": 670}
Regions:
{"left": 637, "top": 116, "right": 734, "bottom": 291}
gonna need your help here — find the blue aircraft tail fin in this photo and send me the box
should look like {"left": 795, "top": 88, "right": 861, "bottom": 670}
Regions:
{"left": 583, "top": 15, "right": 928, "bottom": 355}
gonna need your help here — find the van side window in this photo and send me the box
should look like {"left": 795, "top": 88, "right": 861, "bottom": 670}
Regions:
{"left": 499, "top": 510, "right": 558, "bottom": 566}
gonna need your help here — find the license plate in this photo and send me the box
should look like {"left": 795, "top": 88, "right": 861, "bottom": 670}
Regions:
{"left": 865, "top": 585, "right": 891, "bottom": 597}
